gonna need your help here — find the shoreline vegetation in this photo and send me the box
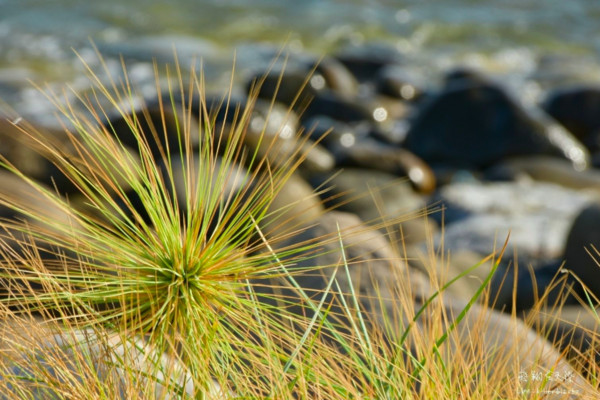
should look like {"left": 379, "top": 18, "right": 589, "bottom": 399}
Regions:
{"left": 0, "top": 50, "right": 598, "bottom": 398}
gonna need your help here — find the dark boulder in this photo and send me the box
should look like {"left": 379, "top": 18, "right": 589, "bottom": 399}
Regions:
{"left": 444, "top": 67, "right": 491, "bottom": 87}
{"left": 489, "top": 260, "right": 578, "bottom": 312}
{"left": 543, "top": 86, "right": 600, "bottom": 152}
{"left": 563, "top": 202, "right": 600, "bottom": 300}
{"left": 403, "top": 81, "right": 589, "bottom": 170}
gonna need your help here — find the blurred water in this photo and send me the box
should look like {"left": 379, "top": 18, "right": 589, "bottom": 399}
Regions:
{"left": 1, "top": 0, "right": 600, "bottom": 123}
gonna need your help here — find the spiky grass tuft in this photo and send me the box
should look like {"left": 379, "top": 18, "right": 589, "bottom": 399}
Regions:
{"left": 0, "top": 53, "right": 332, "bottom": 396}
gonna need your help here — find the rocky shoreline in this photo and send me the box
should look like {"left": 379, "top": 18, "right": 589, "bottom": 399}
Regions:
{"left": 2, "top": 45, "right": 600, "bottom": 396}
{"left": 243, "top": 48, "right": 600, "bottom": 309}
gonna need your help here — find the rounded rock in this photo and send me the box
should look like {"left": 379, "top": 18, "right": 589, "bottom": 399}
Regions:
{"left": 310, "top": 56, "right": 359, "bottom": 98}
{"left": 310, "top": 168, "right": 425, "bottom": 224}
{"left": 375, "top": 66, "right": 425, "bottom": 102}
{"left": 303, "top": 92, "right": 376, "bottom": 123}
{"left": 563, "top": 202, "right": 600, "bottom": 300}
{"left": 431, "top": 181, "right": 594, "bottom": 260}
{"left": 543, "top": 85, "right": 600, "bottom": 151}
{"left": 404, "top": 81, "right": 590, "bottom": 171}
{"left": 248, "top": 69, "right": 326, "bottom": 108}
{"left": 260, "top": 172, "right": 325, "bottom": 239}
{"left": 486, "top": 155, "right": 600, "bottom": 190}
{"left": 331, "top": 138, "right": 436, "bottom": 194}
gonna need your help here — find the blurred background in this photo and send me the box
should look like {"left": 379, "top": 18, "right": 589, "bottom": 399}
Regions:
{"left": 2, "top": 0, "right": 600, "bottom": 124}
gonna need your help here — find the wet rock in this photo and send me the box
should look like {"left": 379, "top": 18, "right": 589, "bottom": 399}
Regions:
{"left": 160, "top": 154, "right": 249, "bottom": 215}
{"left": 247, "top": 98, "right": 300, "bottom": 139}
{"left": 0, "top": 116, "right": 140, "bottom": 196}
{"left": 303, "top": 116, "right": 371, "bottom": 150}
{"left": 439, "top": 298, "right": 594, "bottom": 399}
{"left": 249, "top": 56, "right": 358, "bottom": 107}
{"left": 431, "top": 181, "right": 594, "bottom": 260}
{"left": 429, "top": 166, "right": 483, "bottom": 187}
{"left": 482, "top": 163, "right": 526, "bottom": 182}
{"left": 395, "top": 215, "right": 439, "bottom": 245}
{"left": 445, "top": 249, "right": 496, "bottom": 301}
{"left": 407, "top": 225, "right": 571, "bottom": 311}
{"left": 563, "top": 202, "right": 600, "bottom": 300}
{"left": 591, "top": 152, "right": 600, "bottom": 169}
{"left": 210, "top": 95, "right": 298, "bottom": 145}
{"left": 543, "top": 86, "right": 600, "bottom": 152}
{"left": 204, "top": 93, "right": 247, "bottom": 118}
{"left": 114, "top": 154, "right": 249, "bottom": 232}
{"left": 403, "top": 80, "right": 589, "bottom": 170}
{"left": 46, "top": 137, "right": 142, "bottom": 195}
{"left": 245, "top": 102, "right": 334, "bottom": 173}
{"left": 121, "top": 155, "right": 324, "bottom": 248}
{"left": 370, "top": 118, "right": 411, "bottom": 145}
{"left": 304, "top": 114, "right": 415, "bottom": 170}
{"left": 375, "top": 66, "right": 425, "bottom": 102}
{"left": 364, "top": 94, "right": 410, "bottom": 122}
{"left": 532, "top": 54, "right": 600, "bottom": 89}
{"left": 407, "top": 247, "right": 500, "bottom": 304}
{"left": 0, "top": 170, "right": 76, "bottom": 246}
{"left": 329, "top": 138, "right": 436, "bottom": 193}
{"left": 296, "top": 141, "right": 336, "bottom": 175}
{"left": 309, "top": 56, "right": 359, "bottom": 98}
{"left": 242, "top": 99, "right": 299, "bottom": 156}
